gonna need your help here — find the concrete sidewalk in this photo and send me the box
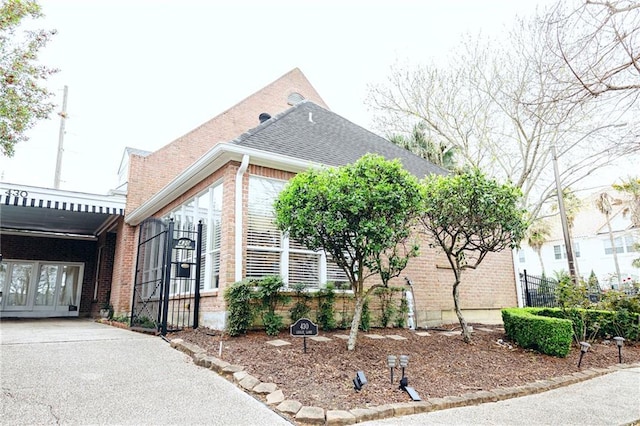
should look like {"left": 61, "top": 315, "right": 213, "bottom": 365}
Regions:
{"left": 361, "top": 366, "right": 640, "bottom": 426}
{"left": 3, "top": 319, "right": 638, "bottom": 426}
{"left": 0, "top": 319, "right": 291, "bottom": 425}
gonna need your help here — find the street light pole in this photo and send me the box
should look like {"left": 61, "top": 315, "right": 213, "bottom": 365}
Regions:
{"left": 551, "top": 146, "right": 578, "bottom": 283}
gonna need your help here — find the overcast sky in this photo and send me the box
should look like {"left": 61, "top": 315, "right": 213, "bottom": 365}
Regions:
{"left": 1, "top": 0, "right": 571, "bottom": 194}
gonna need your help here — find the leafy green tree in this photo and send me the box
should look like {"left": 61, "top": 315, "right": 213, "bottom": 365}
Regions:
{"left": 419, "top": 169, "right": 528, "bottom": 343}
{"left": 274, "top": 154, "right": 423, "bottom": 351}
{"left": 1, "top": 0, "right": 57, "bottom": 156}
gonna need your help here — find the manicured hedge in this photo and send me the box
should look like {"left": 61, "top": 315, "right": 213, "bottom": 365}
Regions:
{"left": 527, "top": 307, "right": 640, "bottom": 342}
{"left": 502, "top": 308, "right": 573, "bottom": 357}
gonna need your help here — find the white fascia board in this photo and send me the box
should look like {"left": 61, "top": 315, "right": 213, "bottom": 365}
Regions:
{"left": 0, "top": 182, "right": 126, "bottom": 215}
{"left": 125, "top": 143, "right": 322, "bottom": 226}
{"left": 0, "top": 182, "right": 126, "bottom": 205}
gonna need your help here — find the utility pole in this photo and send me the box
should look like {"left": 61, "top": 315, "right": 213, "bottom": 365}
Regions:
{"left": 54, "top": 85, "right": 68, "bottom": 189}
{"left": 551, "top": 146, "right": 578, "bottom": 283}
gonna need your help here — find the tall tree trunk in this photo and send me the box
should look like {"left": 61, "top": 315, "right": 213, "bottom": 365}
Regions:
{"left": 452, "top": 279, "right": 471, "bottom": 343}
{"left": 605, "top": 215, "right": 622, "bottom": 288}
{"left": 536, "top": 249, "right": 545, "bottom": 276}
{"left": 347, "top": 295, "right": 366, "bottom": 351}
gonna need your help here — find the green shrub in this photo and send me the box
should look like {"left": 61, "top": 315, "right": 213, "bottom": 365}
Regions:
{"left": 111, "top": 314, "right": 129, "bottom": 324}
{"left": 338, "top": 292, "right": 352, "bottom": 329}
{"left": 395, "top": 295, "right": 409, "bottom": 328}
{"left": 502, "top": 308, "right": 573, "bottom": 357}
{"left": 224, "top": 280, "right": 255, "bottom": 336}
{"left": 359, "top": 298, "right": 371, "bottom": 332}
{"left": 599, "top": 290, "right": 640, "bottom": 315}
{"left": 317, "top": 284, "right": 337, "bottom": 331}
{"left": 374, "top": 287, "right": 397, "bottom": 327}
{"left": 288, "top": 283, "right": 312, "bottom": 323}
{"left": 132, "top": 315, "right": 156, "bottom": 329}
{"left": 532, "top": 306, "right": 640, "bottom": 342}
{"left": 263, "top": 311, "right": 284, "bottom": 336}
{"left": 254, "top": 276, "right": 290, "bottom": 336}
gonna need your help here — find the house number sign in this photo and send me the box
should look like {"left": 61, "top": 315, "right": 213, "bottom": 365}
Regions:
{"left": 290, "top": 318, "right": 318, "bottom": 354}
{"left": 173, "top": 237, "right": 196, "bottom": 250}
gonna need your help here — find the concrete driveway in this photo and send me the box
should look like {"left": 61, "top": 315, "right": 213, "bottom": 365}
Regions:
{"left": 0, "top": 319, "right": 291, "bottom": 425}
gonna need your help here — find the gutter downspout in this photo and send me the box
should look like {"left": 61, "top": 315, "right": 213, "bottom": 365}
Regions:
{"left": 235, "top": 155, "right": 250, "bottom": 282}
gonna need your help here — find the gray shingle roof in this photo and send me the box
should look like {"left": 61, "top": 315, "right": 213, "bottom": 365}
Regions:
{"left": 231, "top": 101, "right": 447, "bottom": 178}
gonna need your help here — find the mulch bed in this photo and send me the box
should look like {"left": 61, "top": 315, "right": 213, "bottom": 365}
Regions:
{"left": 170, "top": 324, "right": 640, "bottom": 411}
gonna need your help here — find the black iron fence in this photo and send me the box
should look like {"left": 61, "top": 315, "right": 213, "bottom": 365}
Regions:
{"left": 520, "top": 270, "right": 559, "bottom": 308}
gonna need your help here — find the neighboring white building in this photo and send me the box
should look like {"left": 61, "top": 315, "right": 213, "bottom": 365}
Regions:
{"left": 517, "top": 187, "right": 639, "bottom": 289}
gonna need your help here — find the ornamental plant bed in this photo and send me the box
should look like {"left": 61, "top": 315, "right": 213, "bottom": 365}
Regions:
{"left": 170, "top": 324, "right": 640, "bottom": 411}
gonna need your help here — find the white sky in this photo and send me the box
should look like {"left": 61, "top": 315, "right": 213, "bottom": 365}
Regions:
{"left": 1, "top": 0, "right": 578, "bottom": 194}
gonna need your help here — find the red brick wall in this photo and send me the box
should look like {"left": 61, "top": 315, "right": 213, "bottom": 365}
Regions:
{"left": 125, "top": 68, "right": 327, "bottom": 214}
{"left": 91, "top": 231, "right": 118, "bottom": 316}
{"left": 111, "top": 220, "right": 138, "bottom": 314}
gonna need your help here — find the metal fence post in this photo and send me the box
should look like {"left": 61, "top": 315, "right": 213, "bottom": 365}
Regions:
{"left": 523, "top": 270, "right": 531, "bottom": 307}
{"left": 193, "top": 221, "right": 203, "bottom": 330}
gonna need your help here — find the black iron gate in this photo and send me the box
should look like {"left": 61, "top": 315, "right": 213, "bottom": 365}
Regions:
{"left": 131, "top": 218, "right": 202, "bottom": 335}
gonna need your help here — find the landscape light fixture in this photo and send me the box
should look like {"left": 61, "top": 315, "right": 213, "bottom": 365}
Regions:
{"left": 353, "top": 371, "right": 367, "bottom": 391}
{"left": 613, "top": 336, "right": 625, "bottom": 364}
{"left": 399, "top": 355, "right": 409, "bottom": 380}
{"left": 395, "top": 354, "right": 422, "bottom": 401}
{"left": 577, "top": 341, "right": 591, "bottom": 368}
{"left": 387, "top": 355, "right": 397, "bottom": 384}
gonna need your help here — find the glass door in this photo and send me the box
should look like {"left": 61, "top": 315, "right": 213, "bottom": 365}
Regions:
{"left": 56, "top": 265, "right": 81, "bottom": 313}
{"left": 34, "top": 264, "right": 58, "bottom": 311}
{"left": 0, "top": 261, "right": 84, "bottom": 317}
{"left": 2, "top": 262, "right": 34, "bottom": 311}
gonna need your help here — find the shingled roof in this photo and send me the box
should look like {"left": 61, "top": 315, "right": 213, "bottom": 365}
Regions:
{"left": 232, "top": 101, "right": 446, "bottom": 178}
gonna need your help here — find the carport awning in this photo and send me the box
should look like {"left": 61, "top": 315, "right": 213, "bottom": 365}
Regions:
{"left": 0, "top": 182, "right": 126, "bottom": 239}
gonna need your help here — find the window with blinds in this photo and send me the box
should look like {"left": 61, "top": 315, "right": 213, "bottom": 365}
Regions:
{"left": 246, "top": 176, "right": 349, "bottom": 290}
{"left": 165, "top": 182, "right": 223, "bottom": 292}
{"left": 326, "top": 253, "right": 350, "bottom": 289}
{"left": 247, "top": 177, "right": 285, "bottom": 279}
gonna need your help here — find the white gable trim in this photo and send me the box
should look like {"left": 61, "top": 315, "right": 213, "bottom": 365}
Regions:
{"left": 125, "top": 143, "right": 321, "bottom": 226}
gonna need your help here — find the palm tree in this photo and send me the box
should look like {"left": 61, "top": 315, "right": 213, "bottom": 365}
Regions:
{"left": 388, "top": 121, "right": 458, "bottom": 171}
{"left": 613, "top": 177, "right": 640, "bottom": 228}
{"left": 595, "top": 191, "right": 622, "bottom": 286}
{"left": 526, "top": 219, "right": 551, "bottom": 275}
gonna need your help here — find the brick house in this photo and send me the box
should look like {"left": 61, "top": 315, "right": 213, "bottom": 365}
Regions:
{"left": 112, "top": 69, "right": 519, "bottom": 329}
{"left": 0, "top": 69, "right": 519, "bottom": 326}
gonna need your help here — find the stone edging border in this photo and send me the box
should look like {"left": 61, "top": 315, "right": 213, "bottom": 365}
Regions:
{"left": 168, "top": 337, "right": 640, "bottom": 425}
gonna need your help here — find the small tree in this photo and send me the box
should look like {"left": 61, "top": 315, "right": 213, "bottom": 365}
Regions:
{"left": 419, "top": 169, "right": 528, "bottom": 343}
{"left": 274, "top": 154, "right": 423, "bottom": 350}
